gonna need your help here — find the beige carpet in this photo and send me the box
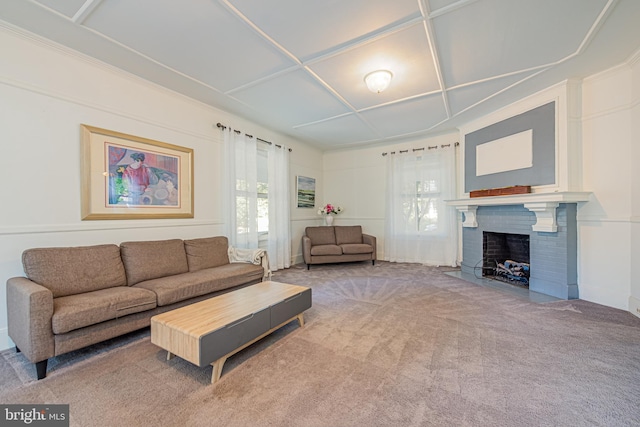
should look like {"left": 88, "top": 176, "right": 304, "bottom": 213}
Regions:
{"left": 2, "top": 261, "right": 640, "bottom": 426}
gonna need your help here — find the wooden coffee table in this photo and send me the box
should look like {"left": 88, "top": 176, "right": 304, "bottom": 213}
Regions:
{"left": 150, "top": 281, "right": 312, "bottom": 384}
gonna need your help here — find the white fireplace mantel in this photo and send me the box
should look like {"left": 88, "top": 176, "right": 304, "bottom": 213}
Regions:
{"left": 446, "top": 192, "right": 591, "bottom": 232}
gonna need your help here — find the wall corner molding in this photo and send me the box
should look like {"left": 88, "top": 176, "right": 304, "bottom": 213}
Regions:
{"left": 626, "top": 47, "right": 640, "bottom": 67}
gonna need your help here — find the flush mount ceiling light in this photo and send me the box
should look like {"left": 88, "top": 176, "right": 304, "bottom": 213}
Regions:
{"left": 364, "top": 70, "right": 393, "bottom": 93}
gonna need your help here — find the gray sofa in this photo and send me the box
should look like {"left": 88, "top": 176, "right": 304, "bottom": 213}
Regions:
{"left": 6, "top": 236, "right": 265, "bottom": 380}
{"left": 302, "top": 225, "right": 376, "bottom": 269}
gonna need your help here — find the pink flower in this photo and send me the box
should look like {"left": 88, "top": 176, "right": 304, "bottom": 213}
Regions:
{"left": 318, "top": 203, "right": 343, "bottom": 215}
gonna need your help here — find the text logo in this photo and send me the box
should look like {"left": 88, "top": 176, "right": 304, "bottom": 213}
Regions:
{"left": 1, "top": 405, "right": 69, "bottom": 426}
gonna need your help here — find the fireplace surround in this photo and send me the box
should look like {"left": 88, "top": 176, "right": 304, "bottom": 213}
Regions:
{"left": 461, "top": 203, "right": 577, "bottom": 299}
{"left": 448, "top": 192, "right": 589, "bottom": 299}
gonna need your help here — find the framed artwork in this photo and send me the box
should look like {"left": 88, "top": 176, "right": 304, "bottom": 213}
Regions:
{"left": 81, "top": 125, "right": 194, "bottom": 220}
{"left": 296, "top": 176, "right": 316, "bottom": 208}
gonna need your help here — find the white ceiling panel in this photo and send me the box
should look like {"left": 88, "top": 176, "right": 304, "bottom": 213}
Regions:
{"left": 294, "top": 114, "right": 380, "bottom": 148}
{"left": 360, "top": 94, "right": 449, "bottom": 138}
{"left": 427, "top": 0, "right": 463, "bottom": 13}
{"left": 231, "top": 69, "right": 351, "bottom": 127}
{"left": 226, "top": 0, "right": 421, "bottom": 61}
{"left": 433, "top": 0, "right": 609, "bottom": 87}
{"left": 447, "top": 70, "right": 541, "bottom": 115}
{"left": 34, "top": 0, "right": 86, "bottom": 18}
{"left": 309, "top": 23, "right": 440, "bottom": 110}
{"left": 83, "top": 0, "right": 296, "bottom": 92}
{"left": 1, "top": 0, "right": 638, "bottom": 149}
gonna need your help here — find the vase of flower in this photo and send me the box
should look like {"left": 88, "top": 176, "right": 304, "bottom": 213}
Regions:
{"left": 318, "top": 203, "right": 343, "bottom": 226}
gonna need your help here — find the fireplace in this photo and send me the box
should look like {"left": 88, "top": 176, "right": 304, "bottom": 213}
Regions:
{"left": 455, "top": 202, "right": 580, "bottom": 300}
{"left": 483, "top": 232, "right": 530, "bottom": 287}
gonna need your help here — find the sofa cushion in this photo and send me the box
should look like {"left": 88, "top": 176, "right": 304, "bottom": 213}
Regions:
{"left": 52, "top": 287, "right": 157, "bottom": 334}
{"left": 305, "top": 227, "right": 336, "bottom": 245}
{"left": 120, "top": 239, "right": 189, "bottom": 286}
{"left": 335, "top": 226, "right": 363, "bottom": 245}
{"left": 22, "top": 245, "right": 126, "bottom": 298}
{"left": 341, "top": 243, "right": 374, "bottom": 255}
{"left": 133, "top": 263, "right": 264, "bottom": 306}
{"left": 310, "top": 244, "right": 343, "bottom": 256}
{"left": 184, "top": 236, "right": 230, "bottom": 272}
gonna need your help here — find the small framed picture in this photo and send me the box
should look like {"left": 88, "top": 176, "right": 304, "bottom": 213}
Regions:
{"left": 296, "top": 176, "right": 316, "bottom": 208}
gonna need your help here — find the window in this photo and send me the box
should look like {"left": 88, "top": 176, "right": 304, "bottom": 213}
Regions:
{"left": 234, "top": 148, "right": 269, "bottom": 247}
{"left": 256, "top": 148, "right": 269, "bottom": 245}
{"left": 384, "top": 148, "right": 457, "bottom": 266}
{"left": 395, "top": 155, "right": 446, "bottom": 235}
{"left": 402, "top": 179, "right": 440, "bottom": 233}
{"left": 224, "top": 128, "right": 291, "bottom": 269}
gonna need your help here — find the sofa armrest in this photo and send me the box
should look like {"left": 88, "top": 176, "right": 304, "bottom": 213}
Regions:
{"left": 6, "top": 277, "right": 55, "bottom": 363}
{"left": 302, "top": 236, "right": 312, "bottom": 264}
{"left": 363, "top": 234, "right": 377, "bottom": 260}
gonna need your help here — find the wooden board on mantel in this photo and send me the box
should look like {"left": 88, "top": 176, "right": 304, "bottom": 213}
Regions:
{"left": 470, "top": 186, "right": 531, "bottom": 198}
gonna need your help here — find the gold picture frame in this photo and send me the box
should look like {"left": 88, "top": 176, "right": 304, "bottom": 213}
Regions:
{"left": 81, "top": 125, "right": 194, "bottom": 220}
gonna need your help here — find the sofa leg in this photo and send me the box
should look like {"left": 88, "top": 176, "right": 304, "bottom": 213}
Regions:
{"left": 35, "top": 360, "right": 48, "bottom": 380}
{"left": 372, "top": 260, "right": 375, "bottom": 266}
{"left": 16, "top": 346, "right": 21, "bottom": 353}
{"left": 306, "top": 264, "right": 310, "bottom": 270}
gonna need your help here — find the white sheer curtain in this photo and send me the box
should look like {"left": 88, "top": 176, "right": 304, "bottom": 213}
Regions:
{"left": 224, "top": 128, "right": 258, "bottom": 248}
{"left": 384, "top": 147, "right": 457, "bottom": 266}
{"left": 267, "top": 143, "right": 291, "bottom": 270}
{"left": 224, "top": 127, "right": 291, "bottom": 271}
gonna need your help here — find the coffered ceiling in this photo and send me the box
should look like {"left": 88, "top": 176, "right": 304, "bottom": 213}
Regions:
{"left": 1, "top": 0, "right": 639, "bottom": 149}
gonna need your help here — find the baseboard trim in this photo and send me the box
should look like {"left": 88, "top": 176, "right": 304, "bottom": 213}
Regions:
{"left": 629, "top": 296, "right": 640, "bottom": 319}
{"left": 0, "top": 327, "right": 13, "bottom": 352}
{"left": 292, "top": 254, "right": 304, "bottom": 266}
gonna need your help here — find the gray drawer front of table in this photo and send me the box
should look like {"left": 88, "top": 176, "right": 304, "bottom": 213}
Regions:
{"left": 199, "top": 308, "right": 270, "bottom": 367}
{"left": 270, "top": 289, "right": 312, "bottom": 328}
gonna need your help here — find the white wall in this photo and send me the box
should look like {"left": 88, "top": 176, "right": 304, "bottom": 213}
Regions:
{"left": 290, "top": 146, "right": 325, "bottom": 265}
{"left": 322, "top": 132, "right": 460, "bottom": 261}
{"left": 580, "top": 59, "right": 638, "bottom": 311}
{"left": 0, "top": 26, "right": 323, "bottom": 351}
{"left": 632, "top": 54, "right": 640, "bottom": 318}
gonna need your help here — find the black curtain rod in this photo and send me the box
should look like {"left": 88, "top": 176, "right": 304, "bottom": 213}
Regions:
{"left": 381, "top": 142, "right": 459, "bottom": 156}
{"left": 216, "top": 122, "right": 292, "bottom": 152}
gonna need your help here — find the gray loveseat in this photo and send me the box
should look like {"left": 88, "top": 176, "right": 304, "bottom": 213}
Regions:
{"left": 302, "top": 225, "right": 376, "bottom": 269}
{"left": 6, "top": 236, "right": 265, "bottom": 380}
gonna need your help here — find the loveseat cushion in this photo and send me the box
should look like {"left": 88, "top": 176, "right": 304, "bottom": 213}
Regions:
{"left": 305, "top": 227, "right": 336, "bottom": 245}
{"left": 22, "top": 245, "right": 126, "bottom": 298}
{"left": 184, "top": 236, "right": 230, "bottom": 272}
{"left": 120, "top": 239, "right": 189, "bottom": 286}
{"left": 341, "top": 243, "right": 374, "bottom": 255}
{"left": 335, "top": 226, "right": 363, "bottom": 245}
{"left": 133, "top": 263, "right": 263, "bottom": 306}
{"left": 52, "top": 287, "right": 157, "bottom": 334}
{"left": 310, "top": 245, "right": 342, "bottom": 256}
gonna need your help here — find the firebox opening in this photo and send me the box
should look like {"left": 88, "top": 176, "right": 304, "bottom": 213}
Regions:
{"left": 483, "top": 232, "right": 530, "bottom": 288}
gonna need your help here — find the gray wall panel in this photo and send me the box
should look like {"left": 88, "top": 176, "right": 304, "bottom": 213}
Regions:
{"left": 464, "top": 102, "right": 556, "bottom": 192}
